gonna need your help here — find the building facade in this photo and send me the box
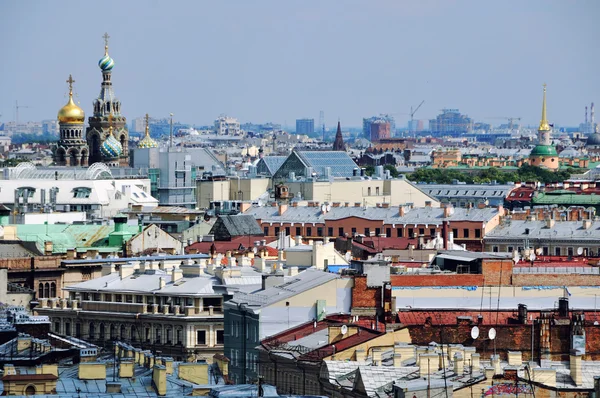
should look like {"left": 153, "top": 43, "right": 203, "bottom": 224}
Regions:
{"left": 214, "top": 116, "right": 241, "bottom": 135}
{"left": 296, "top": 119, "right": 314, "bottom": 136}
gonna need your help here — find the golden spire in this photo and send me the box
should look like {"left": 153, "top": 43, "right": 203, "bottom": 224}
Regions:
{"left": 539, "top": 83, "right": 550, "bottom": 131}
{"left": 103, "top": 32, "right": 110, "bottom": 56}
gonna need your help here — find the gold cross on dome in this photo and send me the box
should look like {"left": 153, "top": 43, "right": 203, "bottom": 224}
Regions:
{"left": 103, "top": 32, "right": 110, "bottom": 54}
{"left": 66, "top": 74, "right": 75, "bottom": 95}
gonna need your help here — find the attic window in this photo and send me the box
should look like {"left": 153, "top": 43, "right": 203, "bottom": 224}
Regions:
{"left": 133, "top": 192, "right": 139, "bottom": 198}
{"left": 73, "top": 187, "right": 91, "bottom": 199}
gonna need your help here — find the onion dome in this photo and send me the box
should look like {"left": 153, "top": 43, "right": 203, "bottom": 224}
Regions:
{"left": 57, "top": 75, "right": 85, "bottom": 124}
{"left": 98, "top": 53, "right": 114, "bottom": 71}
{"left": 101, "top": 118, "right": 123, "bottom": 158}
{"left": 138, "top": 113, "right": 158, "bottom": 148}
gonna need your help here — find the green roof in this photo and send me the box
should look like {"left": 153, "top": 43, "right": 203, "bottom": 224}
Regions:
{"left": 15, "top": 223, "right": 140, "bottom": 254}
{"left": 532, "top": 192, "right": 600, "bottom": 206}
{"left": 530, "top": 145, "right": 558, "bottom": 157}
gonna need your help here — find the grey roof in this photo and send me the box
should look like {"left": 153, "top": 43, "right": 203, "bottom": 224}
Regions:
{"left": 244, "top": 205, "right": 500, "bottom": 226}
{"left": 484, "top": 220, "right": 600, "bottom": 243}
{"left": 227, "top": 268, "right": 339, "bottom": 310}
{"left": 256, "top": 156, "right": 286, "bottom": 176}
{"left": 65, "top": 269, "right": 222, "bottom": 297}
{"left": 280, "top": 150, "right": 359, "bottom": 178}
{"left": 210, "top": 214, "right": 264, "bottom": 236}
{"left": 419, "top": 184, "right": 514, "bottom": 200}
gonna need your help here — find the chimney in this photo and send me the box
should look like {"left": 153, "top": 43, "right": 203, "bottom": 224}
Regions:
{"left": 278, "top": 203, "right": 288, "bottom": 216}
{"left": 443, "top": 205, "right": 454, "bottom": 218}
{"left": 119, "top": 263, "right": 134, "bottom": 279}
{"left": 44, "top": 241, "right": 53, "bottom": 256}
{"left": 102, "top": 262, "right": 116, "bottom": 276}
{"left": 508, "top": 351, "right": 522, "bottom": 366}
{"left": 288, "top": 266, "right": 298, "bottom": 277}
{"left": 471, "top": 353, "right": 480, "bottom": 373}
{"left": 240, "top": 202, "right": 251, "bottom": 213}
{"left": 295, "top": 235, "right": 302, "bottom": 245}
{"left": 491, "top": 354, "right": 501, "bottom": 375}
{"left": 583, "top": 219, "right": 592, "bottom": 230}
{"left": 570, "top": 349, "right": 582, "bottom": 386}
{"left": 425, "top": 201, "right": 432, "bottom": 208}
{"left": 545, "top": 217, "right": 555, "bottom": 229}
{"left": 454, "top": 352, "right": 464, "bottom": 375}
{"left": 171, "top": 266, "right": 183, "bottom": 282}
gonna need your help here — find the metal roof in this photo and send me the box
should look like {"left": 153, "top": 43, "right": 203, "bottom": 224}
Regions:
{"left": 420, "top": 184, "right": 514, "bottom": 199}
{"left": 244, "top": 205, "right": 500, "bottom": 225}
{"left": 532, "top": 192, "right": 600, "bottom": 205}
{"left": 484, "top": 220, "right": 600, "bottom": 242}
{"left": 256, "top": 156, "right": 286, "bottom": 176}
{"left": 227, "top": 268, "right": 339, "bottom": 310}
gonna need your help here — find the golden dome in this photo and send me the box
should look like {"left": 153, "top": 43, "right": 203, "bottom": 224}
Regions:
{"left": 58, "top": 75, "right": 85, "bottom": 124}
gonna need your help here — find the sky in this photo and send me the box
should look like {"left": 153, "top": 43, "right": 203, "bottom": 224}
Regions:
{"left": 0, "top": 1, "right": 598, "bottom": 129}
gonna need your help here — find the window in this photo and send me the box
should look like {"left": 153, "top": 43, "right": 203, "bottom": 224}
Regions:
{"left": 72, "top": 187, "right": 91, "bottom": 199}
{"left": 452, "top": 228, "right": 458, "bottom": 238}
{"left": 197, "top": 330, "right": 206, "bottom": 345}
{"left": 54, "top": 322, "right": 60, "bottom": 333}
{"left": 492, "top": 246, "right": 499, "bottom": 253}
{"left": 463, "top": 229, "right": 469, "bottom": 238}
{"left": 397, "top": 228, "right": 403, "bottom": 237}
{"left": 136, "top": 295, "right": 143, "bottom": 303}
{"left": 217, "top": 329, "right": 224, "bottom": 345}
{"left": 475, "top": 229, "right": 481, "bottom": 238}
{"left": 364, "top": 228, "right": 370, "bottom": 236}
{"left": 351, "top": 227, "right": 357, "bottom": 234}
{"left": 375, "top": 228, "right": 381, "bottom": 236}
{"left": 285, "top": 227, "right": 290, "bottom": 236}
{"left": 264, "top": 226, "right": 269, "bottom": 236}
{"left": 368, "top": 187, "right": 371, "bottom": 196}
{"left": 568, "top": 247, "right": 574, "bottom": 257}
{"left": 306, "top": 227, "right": 312, "bottom": 236}
{"left": 339, "top": 227, "right": 344, "bottom": 236}
{"left": 430, "top": 228, "right": 435, "bottom": 237}
{"left": 125, "top": 295, "right": 133, "bottom": 303}
{"left": 274, "top": 227, "right": 280, "bottom": 236}
{"left": 408, "top": 228, "right": 414, "bottom": 238}
{"left": 419, "top": 228, "right": 424, "bottom": 236}
{"left": 317, "top": 227, "right": 323, "bottom": 237}
{"left": 295, "top": 227, "right": 301, "bottom": 236}
{"left": 555, "top": 247, "right": 561, "bottom": 256}
{"left": 376, "top": 187, "right": 380, "bottom": 195}
{"left": 386, "top": 228, "right": 391, "bottom": 238}
{"left": 543, "top": 247, "right": 549, "bottom": 256}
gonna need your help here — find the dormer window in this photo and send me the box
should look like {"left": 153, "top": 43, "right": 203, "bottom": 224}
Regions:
{"left": 73, "top": 187, "right": 91, "bottom": 199}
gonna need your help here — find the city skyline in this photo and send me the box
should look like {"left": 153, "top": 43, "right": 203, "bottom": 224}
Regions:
{"left": 1, "top": 1, "right": 598, "bottom": 128}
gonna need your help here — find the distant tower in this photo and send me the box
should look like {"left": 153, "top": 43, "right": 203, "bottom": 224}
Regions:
{"left": 591, "top": 102, "right": 596, "bottom": 133}
{"left": 529, "top": 84, "right": 558, "bottom": 170}
{"left": 86, "top": 32, "right": 129, "bottom": 166}
{"left": 54, "top": 75, "right": 89, "bottom": 166}
{"left": 319, "top": 110, "right": 325, "bottom": 142}
{"left": 333, "top": 120, "right": 345, "bottom": 151}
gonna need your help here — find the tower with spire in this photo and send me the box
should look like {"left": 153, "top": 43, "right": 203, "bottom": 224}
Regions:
{"left": 529, "top": 84, "right": 558, "bottom": 170}
{"left": 54, "top": 75, "right": 89, "bottom": 166}
{"left": 86, "top": 32, "right": 130, "bottom": 166}
{"left": 333, "top": 120, "right": 345, "bottom": 151}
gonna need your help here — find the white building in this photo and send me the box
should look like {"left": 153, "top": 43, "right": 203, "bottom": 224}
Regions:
{"left": 214, "top": 116, "right": 240, "bottom": 136}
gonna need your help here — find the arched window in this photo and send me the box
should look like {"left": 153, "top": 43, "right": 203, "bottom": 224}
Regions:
{"left": 44, "top": 283, "right": 50, "bottom": 298}
{"left": 89, "top": 323, "right": 95, "bottom": 339}
{"left": 130, "top": 325, "right": 136, "bottom": 342}
{"left": 121, "top": 324, "right": 126, "bottom": 340}
{"left": 25, "top": 385, "right": 36, "bottom": 395}
{"left": 38, "top": 283, "right": 44, "bottom": 298}
{"left": 110, "top": 324, "right": 116, "bottom": 339}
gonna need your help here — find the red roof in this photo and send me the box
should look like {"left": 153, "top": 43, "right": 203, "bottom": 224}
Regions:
{"left": 397, "top": 310, "right": 526, "bottom": 326}
{"left": 185, "top": 236, "right": 276, "bottom": 254}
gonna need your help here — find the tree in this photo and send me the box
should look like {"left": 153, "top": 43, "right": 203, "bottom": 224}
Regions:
{"left": 384, "top": 164, "right": 399, "bottom": 178}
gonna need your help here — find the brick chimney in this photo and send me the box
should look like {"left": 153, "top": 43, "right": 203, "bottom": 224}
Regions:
{"left": 278, "top": 204, "right": 288, "bottom": 216}
{"left": 399, "top": 206, "right": 405, "bottom": 217}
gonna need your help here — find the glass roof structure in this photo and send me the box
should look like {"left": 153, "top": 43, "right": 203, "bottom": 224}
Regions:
{"left": 295, "top": 150, "right": 359, "bottom": 178}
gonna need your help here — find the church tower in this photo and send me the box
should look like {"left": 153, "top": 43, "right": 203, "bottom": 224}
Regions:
{"left": 333, "top": 120, "right": 345, "bottom": 151}
{"left": 529, "top": 84, "right": 558, "bottom": 170}
{"left": 54, "top": 75, "right": 89, "bottom": 166}
{"left": 86, "top": 33, "right": 129, "bottom": 166}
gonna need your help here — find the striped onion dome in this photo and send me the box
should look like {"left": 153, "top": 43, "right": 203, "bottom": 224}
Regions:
{"left": 101, "top": 131, "right": 122, "bottom": 158}
{"left": 98, "top": 54, "right": 115, "bottom": 71}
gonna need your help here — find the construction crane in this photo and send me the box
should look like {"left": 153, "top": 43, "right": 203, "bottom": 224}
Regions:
{"left": 485, "top": 117, "right": 522, "bottom": 130}
{"left": 15, "top": 100, "right": 30, "bottom": 126}
{"left": 410, "top": 100, "right": 425, "bottom": 133}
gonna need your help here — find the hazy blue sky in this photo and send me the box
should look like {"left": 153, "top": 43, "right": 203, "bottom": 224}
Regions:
{"left": 1, "top": 1, "right": 598, "bottom": 129}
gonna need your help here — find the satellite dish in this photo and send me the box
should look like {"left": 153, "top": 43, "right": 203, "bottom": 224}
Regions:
{"left": 577, "top": 247, "right": 584, "bottom": 255}
{"left": 488, "top": 328, "right": 497, "bottom": 340}
{"left": 341, "top": 325, "right": 348, "bottom": 335}
{"left": 530, "top": 253, "right": 536, "bottom": 262}
{"left": 471, "top": 326, "right": 480, "bottom": 340}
